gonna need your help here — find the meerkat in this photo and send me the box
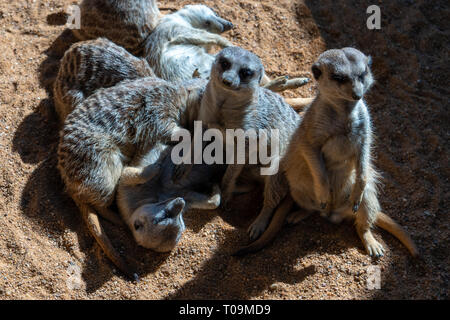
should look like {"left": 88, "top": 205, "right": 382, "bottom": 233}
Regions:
{"left": 196, "top": 46, "right": 301, "bottom": 241}
{"left": 143, "top": 4, "right": 234, "bottom": 82}
{"left": 116, "top": 142, "right": 223, "bottom": 252}
{"left": 238, "top": 48, "right": 418, "bottom": 257}
{"left": 57, "top": 77, "right": 206, "bottom": 278}
{"left": 141, "top": 4, "right": 311, "bottom": 105}
{"left": 53, "top": 37, "right": 155, "bottom": 122}
{"left": 73, "top": 0, "right": 161, "bottom": 56}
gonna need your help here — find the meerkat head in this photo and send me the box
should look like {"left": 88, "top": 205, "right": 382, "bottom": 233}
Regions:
{"left": 130, "top": 197, "right": 186, "bottom": 252}
{"left": 210, "top": 46, "right": 264, "bottom": 94}
{"left": 178, "top": 5, "right": 233, "bottom": 34}
{"left": 312, "top": 47, "right": 374, "bottom": 102}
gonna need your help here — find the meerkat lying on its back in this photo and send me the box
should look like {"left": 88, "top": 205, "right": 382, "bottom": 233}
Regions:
{"left": 251, "top": 48, "right": 418, "bottom": 257}
{"left": 197, "top": 46, "right": 301, "bottom": 242}
{"left": 53, "top": 38, "right": 155, "bottom": 122}
{"left": 144, "top": 4, "right": 233, "bottom": 82}
{"left": 73, "top": 0, "right": 161, "bottom": 55}
{"left": 57, "top": 77, "right": 205, "bottom": 278}
{"left": 117, "top": 142, "right": 223, "bottom": 252}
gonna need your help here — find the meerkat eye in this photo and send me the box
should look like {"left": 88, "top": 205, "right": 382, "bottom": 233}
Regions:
{"left": 359, "top": 70, "right": 368, "bottom": 81}
{"left": 331, "top": 74, "right": 349, "bottom": 83}
{"left": 219, "top": 58, "right": 231, "bottom": 70}
{"left": 134, "top": 220, "right": 143, "bottom": 231}
{"left": 239, "top": 68, "right": 254, "bottom": 80}
{"left": 205, "top": 20, "right": 211, "bottom": 27}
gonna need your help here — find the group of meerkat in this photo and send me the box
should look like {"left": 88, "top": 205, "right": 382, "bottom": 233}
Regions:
{"left": 53, "top": 0, "right": 417, "bottom": 278}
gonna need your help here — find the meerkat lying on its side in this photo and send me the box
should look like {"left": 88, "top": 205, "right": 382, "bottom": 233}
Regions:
{"left": 53, "top": 38, "right": 155, "bottom": 122}
{"left": 117, "top": 142, "right": 223, "bottom": 252}
{"left": 57, "top": 77, "right": 205, "bottom": 278}
{"left": 73, "top": 0, "right": 161, "bottom": 55}
{"left": 197, "top": 46, "right": 301, "bottom": 242}
{"left": 242, "top": 48, "right": 418, "bottom": 257}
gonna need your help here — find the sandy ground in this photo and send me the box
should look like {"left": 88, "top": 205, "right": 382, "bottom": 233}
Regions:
{"left": 0, "top": 0, "right": 448, "bottom": 299}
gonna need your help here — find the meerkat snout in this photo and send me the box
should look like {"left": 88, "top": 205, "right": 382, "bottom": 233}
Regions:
{"left": 165, "top": 197, "right": 186, "bottom": 218}
{"left": 221, "top": 20, "right": 234, "bottom": 32}
{"left": 130, "top": 198, "right": 186, "bottom": 252}
{"left": 312, "top": 47, "right": 374, "bottom": 102}
{"left": 180, "top": 5, "right": 233, "bottom": 34}
{"left": 212, "top": 47, "right": 264, "bottom": 92}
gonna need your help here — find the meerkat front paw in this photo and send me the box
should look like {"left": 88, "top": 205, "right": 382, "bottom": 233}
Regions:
{"left": 349, "top": 179, "right": 366, "bottom": 212}
{"left": 315, "top": 182, "right": 331, "bottom": 210}
{"left": 247, "top": 217, "right": 270, "bottom": 240}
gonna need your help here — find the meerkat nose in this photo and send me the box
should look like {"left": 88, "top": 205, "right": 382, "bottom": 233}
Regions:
{"left": 223, "top": 21, "right": 233, "bottom": 31}
{"left": 222, "top": 78, "right": 233, "bottom": 87}
{"left": 166, "top": 197, "right": 186, "bottom": 218}
{"left": 352, "top": 92, "right": 362, "bottom": 100}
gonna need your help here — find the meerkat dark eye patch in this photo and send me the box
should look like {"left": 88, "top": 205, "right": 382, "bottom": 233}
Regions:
{"left": 359, "top": 69, "right": 368, "bottom": 81}
{"left": 134, "top": 220, "right": 143, "bottom": 231}
{"left": 205, "top": 20, "right": 211, "bottom": 27}
{"left": 219, "top": 57, "right": 231, "bottom": 70}
{"left": 331, "top": 74, "right": 349, "bottom": 83}
{"left": 239, "top": 68, "right": 254, "bottom": 80}
{"left": 312, "top": 64, "right": 321, "bottom": 80}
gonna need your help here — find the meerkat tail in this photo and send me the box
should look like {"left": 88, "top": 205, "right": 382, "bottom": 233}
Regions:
{"left": 233, "top": 195, "right": 294, "bottom": 256}
{"left": 285, "top": 97, "right": 315, "bottom": 112}
{"left": 375, "top": 211, "right": 419, "bottom": 257}
{"left": 78, "top": 202, "right": 139, "bottom": 280}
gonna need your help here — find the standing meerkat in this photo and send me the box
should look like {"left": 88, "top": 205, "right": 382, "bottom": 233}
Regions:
{"left": 197, "top": 46, "right": 301, "bottom": 241}
{"left": 53, "top": 37, "right": 155, "bottom": 122}
{"left": 239, "top": 48, "right": 418, "bottom": 257}
{"left": 57, "top": 77, "right": 205, "bottom": 278}
{"left": 116, "top": 142, "right": 223, "bottom": 252}
{"left": 73, "top": 0, "right": 161, "bottom": 55}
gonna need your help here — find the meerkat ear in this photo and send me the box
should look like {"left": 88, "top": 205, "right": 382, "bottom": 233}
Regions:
{"left": 312, "top": 63, "right": 322, "bottom": 80}
{"left": 367, "top": 56, "right": 373, "bottom": 67}
{"left": 259, "top": 66, "right": 265, "bottom": 83}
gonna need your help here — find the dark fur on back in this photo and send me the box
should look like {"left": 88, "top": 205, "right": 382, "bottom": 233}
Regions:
{"left": 54, "top": 38, "right": 155, "bottom": 121}
{"left": 73, "top": 0, "right": 161, "bottom": 55}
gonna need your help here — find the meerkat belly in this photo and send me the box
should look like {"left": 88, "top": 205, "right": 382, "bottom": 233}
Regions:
{"left": 322, "top": 134, "right": 356, "bottom": 169}
{"left": 163, "top": 45, "right": 213, "bottom": 81}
